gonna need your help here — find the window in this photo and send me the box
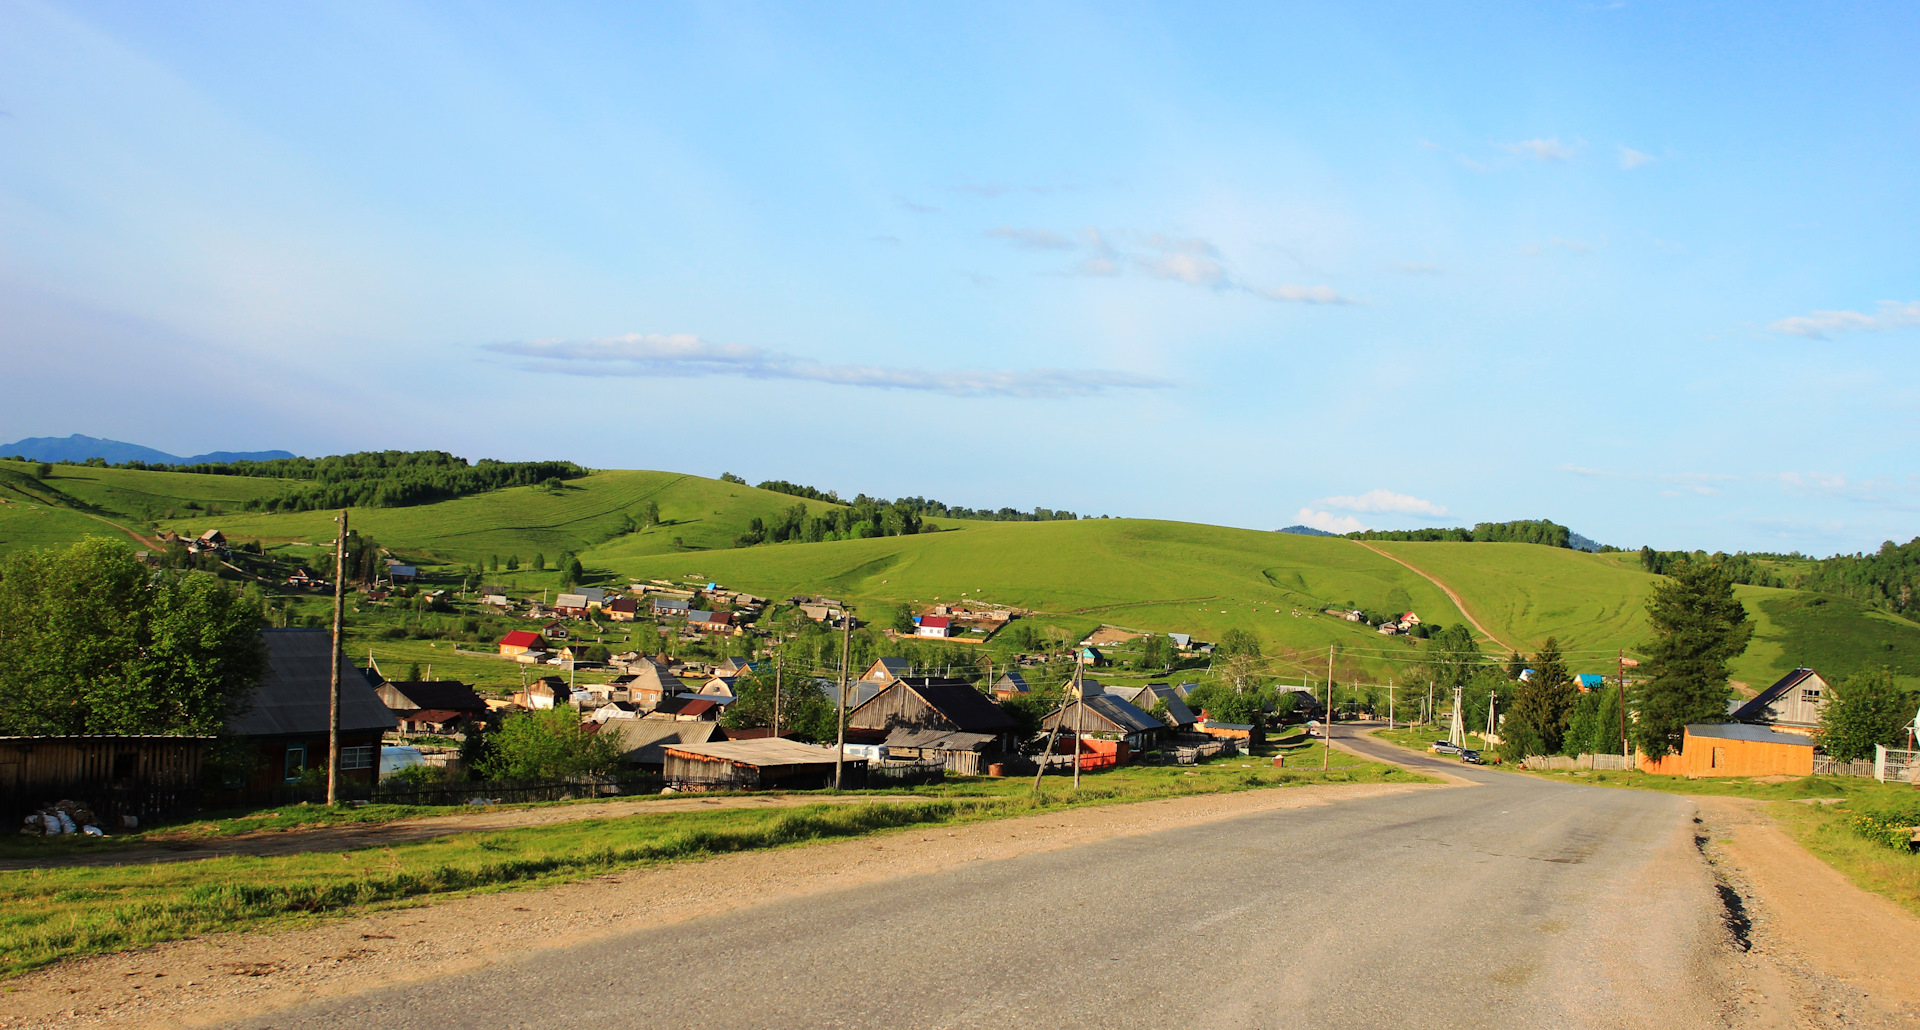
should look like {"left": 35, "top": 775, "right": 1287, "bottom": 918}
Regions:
{"left": 340, "top": 745, "right": 374, "bottom": 771}
{"left": 1801, "top": 688, "right": 1821, "bottom": 702}
{"left": 283, "top": 744, "right": 307, "bottom": 782}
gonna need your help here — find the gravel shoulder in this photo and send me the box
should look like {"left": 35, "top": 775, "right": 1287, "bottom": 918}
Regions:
{"left": 1695, "top": 796, "right": 1920, "bottom": 1028}
{"left": 0, "top": 780, "right": 1433, "bottom": 1030}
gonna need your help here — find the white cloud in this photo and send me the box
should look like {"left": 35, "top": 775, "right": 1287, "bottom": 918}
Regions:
{"left": 1294, "top": 508, "right": 1368, "bottom": 534}
{"left": 487, "top": 334, "right": 1172, "bottom": 399}
{"left": 1135, "top": 251, "right": 1233, "bottom": 289}
{"left": 984, "top": 226, "right": 1074, "bottom": 250}
{"left": 1767, "top": 301, "right": 1920, "bottom": 340}
{"left": 1319, "top": 489, "right": 1448, "bottom": 516}
{"left": 1258, "top": 284, "right": 1355, "bottom": 305}
{"left": 1779, "top": 471, "right": 1849, "bottom": 494}
{"left": 1618, "top": 145, "right": 1656, "bottom": 170}
{"left": 1500, "top": 137, "right": 1574, "bottom": 162}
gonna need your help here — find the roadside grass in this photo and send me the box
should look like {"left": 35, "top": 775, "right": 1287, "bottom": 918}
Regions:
{"left": 1368, "top": 725, "right": 1493, "bottom": 757}
{"left": 0, "top": 754, "right": 1420, "bottom": 977}
{"left": 1770, "top": 799, "right": 1920, "bottom": 919}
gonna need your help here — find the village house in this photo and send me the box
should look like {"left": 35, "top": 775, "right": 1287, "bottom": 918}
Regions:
{"left": 385, "top": 561, "right": 418, "bottom": 583}
{"left": 553, "top": 593, "right": 591, "bottom": 618}
{"left": 518, "top": 676, "right": 571, "bottom": 710}
{"left": 845, "top": 677, "right": 1021, "bottom": 774}
{"left": 219, "top": 628, "right": 396, "bottom": 802}
{"left": 497, "top": 630, "right": 546, "bottom": 658}
{"left": 600, "top": 719, "right": 726, "bottom": 775}
{"left": 375, "top": 680, "right": 487, "bottom": 735}
{"left": 648, "top": 696, "right": 722, "bottom": 722}
{"left": 716, "top": 657, "right": 757, "bottom": 677}
{"left": 860, "top": 657, "right": 912, "bottom": 685}
{"left": 914, "top": 615, "right": 954, "bottom": 638}
{"left": 1043, "top": 691, "right": 1165, "bottom": 752}
{"left": 651, "top": 596, "right": 692, "bottom": 617}
{"left": 1729, "top": 668, "right": 1828, "bottom": 736}
{"left": 621, "top": 658, "right": 679, "bottom": 709}
{"left": 990, "top": 671, "right": 1030, "bottom": 700}
{"left": 576, "top": 587, "right": 608, "bottom": 608}
{"left": 687, "top": 610, "right": 734, "bottom": 635}
{"left": 605, "top": 597, "right": 641, "bottom": 621}
{"left": 540, "top": 619, "right": 571, "bottom": 640}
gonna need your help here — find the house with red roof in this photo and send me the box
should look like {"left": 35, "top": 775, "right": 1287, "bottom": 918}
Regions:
{"left": 498, "top": 630, "right": 547, "bottom": 657}
{"left": 914, "top": 615, "right": 953, "bottom": 638}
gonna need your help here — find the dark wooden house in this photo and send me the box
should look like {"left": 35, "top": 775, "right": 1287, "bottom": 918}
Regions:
{"left": 216, "top": 628, "right": 397, "bottom": 804}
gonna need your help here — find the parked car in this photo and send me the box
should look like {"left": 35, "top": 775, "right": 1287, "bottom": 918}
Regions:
{"left": 1460, "top": 749, "right": 1484, "bottom": 765}
{"left": 1432, "top": 740, "right": 1464, "bottom": 755}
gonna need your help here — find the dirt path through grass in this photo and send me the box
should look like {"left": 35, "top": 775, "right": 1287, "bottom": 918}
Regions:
{"left": 0, "top": 794, "right": 926, "bottom": 871}
{"left": 0, "top": 780, "right": 1431, "bottom": 1030}
{"left": 1352, "top": 539, "right": 1514, "bottom": 652}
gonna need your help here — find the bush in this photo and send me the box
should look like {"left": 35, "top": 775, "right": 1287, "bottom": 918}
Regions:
{"left": 381, "top": 763, "right": 446, "bottom": 789}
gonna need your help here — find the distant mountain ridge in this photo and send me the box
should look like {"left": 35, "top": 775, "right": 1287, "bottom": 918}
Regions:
{"left": 0, "top": 434, "right": 296, "bottom": 466}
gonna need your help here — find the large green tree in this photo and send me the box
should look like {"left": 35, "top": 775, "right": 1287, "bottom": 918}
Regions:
{"left": 1501, "top": 637, "right": 1577, "bottom": 760}
{"left": 1426, "top": 624, "right": 1485, "bottom": 690}
{"left": 475, "top": 708, "right": 621, "bottom": 780}
{"left": 1631, "top": 561, "right": 1753, "bottom": 758}
{"left": 1817, "top": 668, "right": 1918, "bottom": 761}
{"left": 0, "top": 538, "right": 265, "bottom": 735}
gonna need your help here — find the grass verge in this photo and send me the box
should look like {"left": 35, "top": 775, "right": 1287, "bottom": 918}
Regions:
{"left": 1770, "top": 798, "right": 1920, "bottom": 919}
{"left": 0, "top": 754, "right": 1418, "bottom": 977}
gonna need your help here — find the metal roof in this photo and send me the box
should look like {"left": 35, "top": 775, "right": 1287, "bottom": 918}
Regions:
{"left": 600, "top": 720, "right": 722, "bottom": 764}
{"left": 227, "top": 629, "right": 397, "bottom": 738}
{"left": 665, "top": 738, "right": 862, "bottom": 768}
{"left": 883, "top": 728, "right": 997, "bottom": 751}
{"left": 499, "top": 630, "right": 543, "bottom": 648}
{"left": 1731, "top": 668, "right": 1823, "bottom": 723}
{"left": 1685, "top": 722, "right": 1816, "bottom": 746}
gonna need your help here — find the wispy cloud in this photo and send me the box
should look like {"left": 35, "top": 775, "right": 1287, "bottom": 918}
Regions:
{"left": 1618, "top": 145, "right": 1656, "bottom": 170}
{"left": 1500, "top": 137, "right": 1574, "bottom": 162}
{"left": 1319, "top": 489, "right": 1448, "bottom": 516}
{"left": 896, "top": 197, "right": 940, "bottom": 214}
{"left": 984, "top": 226, "right": 1074, "bottom": 250}
{"left": 1767, "top": 301, "right": 1920, "bottom": 340}
{"left": 1293, "top": 508, "right": 1368, "bottom": 534}
{"left": 995, "top": 226, "right": 1356, "bottom": 304}
{"left": 487, "top": 334, "right": 1173, "bottom": 399}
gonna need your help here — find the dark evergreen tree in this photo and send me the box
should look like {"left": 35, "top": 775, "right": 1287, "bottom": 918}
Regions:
{"left": 1631, "top": 561, "right": 1753, "bottom": 758}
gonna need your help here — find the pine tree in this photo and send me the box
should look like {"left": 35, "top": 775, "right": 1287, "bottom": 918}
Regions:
{"left": 1503, "top": 637, "right": 1577, "bottom": 758}
{"left": 1631, "top": 561, "right": 1753, "bottom": 758}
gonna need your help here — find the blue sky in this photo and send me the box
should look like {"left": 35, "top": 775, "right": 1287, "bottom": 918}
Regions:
{"left": 2, "top": 2, "right": 1916, "bottom": 555}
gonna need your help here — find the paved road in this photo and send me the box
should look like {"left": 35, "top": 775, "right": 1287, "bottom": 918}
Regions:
{"left": 225, "top": 735, "right": 1738, "bottom": 1030}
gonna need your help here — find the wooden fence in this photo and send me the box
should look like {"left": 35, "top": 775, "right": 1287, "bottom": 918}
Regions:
{"left": 1812, "top": 757, "right": 1875, "bottom": 778}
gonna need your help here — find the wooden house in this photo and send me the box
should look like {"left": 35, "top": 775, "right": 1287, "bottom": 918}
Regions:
{"left": 600, "top": 720, "right": 725, "bottom": 774}
{"left": 605, "top": 597, "right": 641, "bottom": 621}
{"left": 1135, "top": 684, "right": 1198, "bottom": 730}
{"left": 860, "top": 657, "right": 911, "bottom": 684}
{"left": 553, "top": 593, "right": 591, "bottom": 618}
{"left": 1730, "top": 668, "right": 1828, "bottom": 736}
{"left": 1042, "top": 693, "right": 1164, "bottom": 752}
{"left": 522, "top": 677, "right": 570, "bottom": 710}
{"left": 376, "top": 680, "right": 486, "bottom": 733}
{"left": 217, "top": 629, "right": 396, "bottom": 803}
{"left": 846, "top": 678, "right": 1021, "bottom": 753}
{"left": 497, "top": 630, "right": 546, "bottom": 657}
{"left": 541, "top": 620, "right": 571, "bottom": 640}
{"left": 687, "top": 610, "right": 734, "bottom": 635}
{"left": 990, "top": 671, "right": 1030, "bottom": 700}
{"left": 663, "top": 738, "right": 860, "bottom": 790}
{"left": 651, "top": 596, "right": 692, "bottom": 617}
{"left": 1640, "top": 723, "right": 1816, "bottom": 778}
{"left": 914, "top": 615, "right": 954, "bottom": 638}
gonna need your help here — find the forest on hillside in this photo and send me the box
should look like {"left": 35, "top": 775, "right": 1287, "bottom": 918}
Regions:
{"left": 748, "top": 476, "right": 1080, "bottom": 522}
{"left": 88, "top": 451, "right": 585, "bottom": 510}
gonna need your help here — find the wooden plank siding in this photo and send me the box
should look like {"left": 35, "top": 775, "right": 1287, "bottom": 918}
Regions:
{"left": 0, "top": 736, "right": 213, "bottom": 825}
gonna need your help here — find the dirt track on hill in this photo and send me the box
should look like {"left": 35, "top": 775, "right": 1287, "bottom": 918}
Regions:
{"left": 1352, "top": 539, "right": 1515, "bottom": 652}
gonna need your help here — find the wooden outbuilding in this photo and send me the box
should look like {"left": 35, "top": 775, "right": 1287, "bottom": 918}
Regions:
{"left": 662, "top": 738, "right": 863, "bottom": 790}
{"left": 1730, "top": 668, "right": 1828, "bottom": 736}
{"left": 1639, "top": 722, "right": 1816, "bottom": 778}
{"left": 0, "top": 735, "right": 211, "bottom": 827}
{"left": 846, "top": 677, "right": 1020, "bottom": 752}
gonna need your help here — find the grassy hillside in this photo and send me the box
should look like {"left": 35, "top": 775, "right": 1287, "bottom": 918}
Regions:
{"left": 5, "top": 457, "right": 1918, "bottom": 690}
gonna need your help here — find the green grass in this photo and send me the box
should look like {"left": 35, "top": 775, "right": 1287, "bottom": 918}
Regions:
{"left": 0, "top": 755, "right": 1417, "bottom": 976}
{"left": 1773, "top": 799, "right": 1920, "bottom": 918}
{"left": 4, "top": 459, "right": 1917, "bottom": 690}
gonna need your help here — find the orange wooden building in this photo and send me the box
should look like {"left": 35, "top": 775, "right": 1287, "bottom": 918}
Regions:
{"left": 1638, "top": 723, "right": 1815, "bottom": 778}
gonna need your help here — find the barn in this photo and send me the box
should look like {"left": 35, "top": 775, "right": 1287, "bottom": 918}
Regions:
{"left": 1640, "top": 723, "right": 1817, "bottom": 778}
{"left": 662, "top": 738, "right": 863, "bottom": 790}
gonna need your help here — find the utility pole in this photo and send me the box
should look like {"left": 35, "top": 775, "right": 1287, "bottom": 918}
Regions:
{"left": 773, "top": 635, "right": 784, "bottom": 738}
{"left": 1323, "top": 646, "right": 1334, "bottom": 772}
{"left": 1488, "top": 690, "right": 1498, "bottom": 741}
{"left": 326, "top": 510, "right": 347, "bottom": 806}
{"left": 1388, "top": 678, "right": 1395, "bottom": 730}
{"left": 1618, "top": 648, "right": 1629, "bottom": 759}
{"left": 833, "top": 608, "right": 852, "bottom": 789}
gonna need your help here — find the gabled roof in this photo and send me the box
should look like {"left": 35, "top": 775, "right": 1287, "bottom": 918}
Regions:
{"left": 499, "top": 630, "right": 544, "bottom": 648}
{"left": 652, "top": 596, "right": 691, "bottom": 610}
{"left": 1045, "top": 693, "right": 1163, "bottom": 735}
{"left": 385, "top": 681, "right": 486, "bottom": 712}
{"left": 863, "top": 657, "right": 911, "bottom": 682}
{"left": 1686, "top": 722, "right": 1816, "bottom": 746}
{"left": 228, "top": 629, "right": 396, "bottom": 738}
{"left": 576, "top": 587, "right": 607, "bottom": 603}
{"left": 555, "top": 593, "right": 589, "bottom": 608}
{"left": 1140, "top": 684, "right": 1197, "bottom": 727}
{"left": 665, "top": 738, "right": 849, "bottom": 769}
{"left": 918, "top": 615, "right": 952, "bottom": 629}
{"left": 599, "top": 719, "right": 723, "bottom": 764}
{"left": 884, "top": 728, "right": 997, "bottom": 751}
{"left": 848, "top": 678, "right": 1018, "bottom": 734}
{"left": 991, "top": 672, "right": 1029, "bottom": 693}
{"left": 1731, "top": 668, "right": 1825, "bottom": 723}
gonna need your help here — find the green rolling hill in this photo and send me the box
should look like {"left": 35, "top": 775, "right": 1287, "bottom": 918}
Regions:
{"left": 5, "top": 457, "right": 1918, "bottom": 691}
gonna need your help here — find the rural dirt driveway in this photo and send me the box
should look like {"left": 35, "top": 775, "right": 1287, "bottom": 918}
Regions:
{"left": 8, "top": 734, "right": 1918, "bottom": 1029}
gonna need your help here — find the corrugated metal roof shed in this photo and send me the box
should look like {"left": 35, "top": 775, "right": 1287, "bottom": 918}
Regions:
{"left": 665, "top": 738, "right": 855, "bottom": 768}
{"left": 1685, "top": 723, "right": 1816, "bottom": 746}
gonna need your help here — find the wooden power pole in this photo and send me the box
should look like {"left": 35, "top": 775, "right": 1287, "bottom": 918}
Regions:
{"left": 326, "top": 510, "right": 347, "bottom": 806}
{"left": 1323, "top": 646, "right": 1333, "bottom": 771}
{"left": 1072, "top": 660, "right": 1084, "bottom": 789}
{"left": 833, "top": 608, "right": 852, "bottom": 789}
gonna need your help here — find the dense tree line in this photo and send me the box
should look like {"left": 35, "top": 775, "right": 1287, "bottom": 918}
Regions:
{"left": 106, "top": 451, "right": 586, "bottom": 511}
{"left": 1346, "top": 519, "right": 1574, "bottom": 548}
{"left": 753, "top": 479, "right": 1080, "bottom": 522}
{"left": 1636, "top": 546, "right": 1787, "bottom": 588}
{"left": 1791, "top": 538, "right": 1920, "bottom": 618}
{"left": 734, "top": 500, "right": 924, "bottom": 547}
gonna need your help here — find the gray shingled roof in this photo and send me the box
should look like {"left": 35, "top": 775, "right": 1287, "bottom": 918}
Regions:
{"left": 1686, "top": 722, "right": 1816, "bottom": 746}
{"left": 227, "top": 629, "right": 396, "bottom": 739}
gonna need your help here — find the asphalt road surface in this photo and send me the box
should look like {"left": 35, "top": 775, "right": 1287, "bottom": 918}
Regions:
{"left": 225, "top": 734, "right": 1739, "bottom": 1030}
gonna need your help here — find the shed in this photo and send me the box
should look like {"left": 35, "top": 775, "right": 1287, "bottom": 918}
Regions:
{"left": 0, "top": 735, "right": 212, "bottom": 827}
{"left": 663, "top": 738, "right": 862, "bottom": 790}
{"left": 599, "top": 720, "right": 725, "bottom": 773}
{"left": 1641, "top": 723, "right": 1817, "bottom": 779}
